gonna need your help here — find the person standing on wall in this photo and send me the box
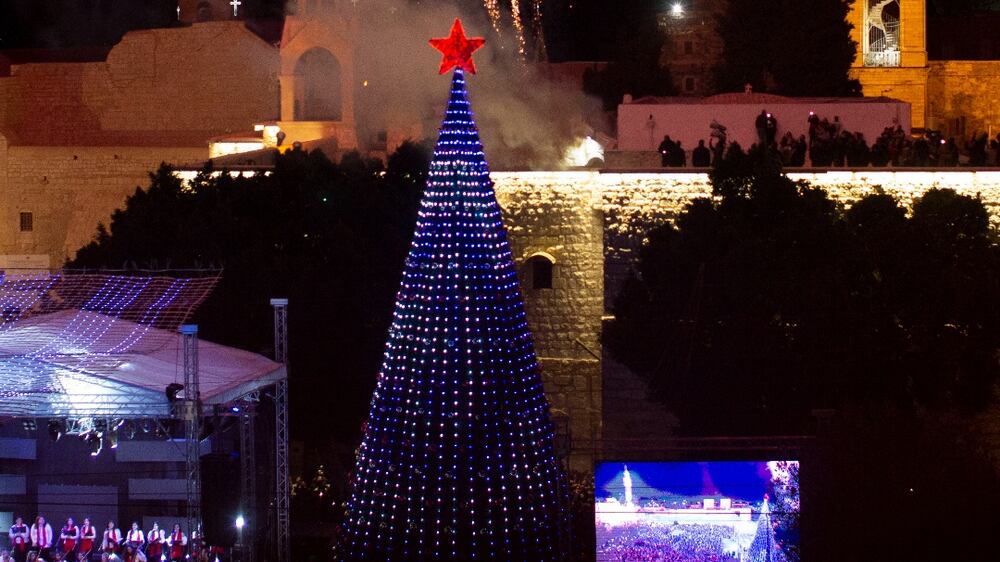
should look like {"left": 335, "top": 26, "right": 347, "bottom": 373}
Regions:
{"left": 692, "top": 139, "right": 711, "bottom": 167}
{"left": 658, "top": 135, "right": 675, "bottom": 167}
{"left": 755, "top": 110, "right": 769, "bottom": 146}
{"left": 766, "top": 112, "right": 778, "bottom": 146}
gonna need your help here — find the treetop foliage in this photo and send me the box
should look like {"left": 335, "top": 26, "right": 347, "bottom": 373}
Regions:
{"left": 72, "top": 143, "right": 432, "bottom": 444}
{"left": 713, "top": 0, "right": 861, "bottom": 96}
{"left": 607, "top": 145, "right": 1000, "bottom": 436}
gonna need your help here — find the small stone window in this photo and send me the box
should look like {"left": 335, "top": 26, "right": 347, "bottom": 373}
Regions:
{"left": 526, "top": 254, "right": 554, "bottom": 290}
{"left": 19, "top": 212, "right": 33, "bottom": 233}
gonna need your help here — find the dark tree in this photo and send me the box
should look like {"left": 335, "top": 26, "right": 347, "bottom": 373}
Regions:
{"left": 713, "top": 0, "right": 860, "bottom": 96}
{"left": 607, "top": 155, "right": 1000, "bottom": 435}
{"left": 605, "top": 150, "right": 1000, "bottom": 560}
{"left": 73, "top": 144, "right": 430, "bottom": 449}
{"left": 582, "top": 0, "right": 676, "bottom": 110}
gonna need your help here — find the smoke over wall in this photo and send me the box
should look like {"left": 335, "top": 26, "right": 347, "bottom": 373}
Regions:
{"left": 348, "top": 0, "right": 600, "bottom": 170}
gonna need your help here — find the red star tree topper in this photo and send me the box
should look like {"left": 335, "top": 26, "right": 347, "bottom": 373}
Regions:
{"left": 429, "top": 18, "right": 485, "bottom": 75}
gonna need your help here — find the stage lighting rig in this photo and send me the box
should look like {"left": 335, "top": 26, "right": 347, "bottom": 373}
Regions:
{"left": 48, "top": 419, "right": 65, "bottom": 442}
{"left": 166, "top": 383, "right": 185, "bottom": 402}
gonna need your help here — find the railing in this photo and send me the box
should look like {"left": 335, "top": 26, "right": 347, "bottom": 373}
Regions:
{"left": 865, "top": 50, "right": 901, "bottom": 67}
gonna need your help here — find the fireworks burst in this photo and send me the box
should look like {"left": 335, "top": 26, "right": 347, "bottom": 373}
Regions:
{"left": 481, "top": 0, "right": 546, "bottom": 61}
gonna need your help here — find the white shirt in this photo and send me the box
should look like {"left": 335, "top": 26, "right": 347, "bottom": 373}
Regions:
{"left": 126, "top": 530, "right": 144, "bottom": 544}
{"left": 147, "top": 529, "right": 165, "bottom": 544}
{"left": 169, "top": 531, "right": 186, "bottom": 546}
{"left": 9, "top": 524, "right": 29, "bottom": 544}
{"left": 30, "top": 523, "right": 53, "bottom": 548}
{"left": 102, "top": 528, "right": 121, "bottom": 549}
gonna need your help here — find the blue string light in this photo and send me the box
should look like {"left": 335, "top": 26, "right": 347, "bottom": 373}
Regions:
{"left": 336, "top": 69, "right": 568, "bottom": 561}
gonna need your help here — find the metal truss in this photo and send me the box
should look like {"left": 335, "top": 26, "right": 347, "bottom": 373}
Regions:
{"left": 270, "top": 299, "right": 290, "bottom": 562}
{"left": 239, "top": 398, "right": 257, "bottom": 562}
{"left": 181, "top": 324, "right": 202, "bottom": 539}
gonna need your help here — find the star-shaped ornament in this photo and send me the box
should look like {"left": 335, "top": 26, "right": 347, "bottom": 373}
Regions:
{"left": 429, "top": 19, "right": 485, "bottom": 75}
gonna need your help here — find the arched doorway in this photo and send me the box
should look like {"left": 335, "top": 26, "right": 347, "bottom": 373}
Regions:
{"left": 294, "top": 48, "right": 342, "bottom": 121}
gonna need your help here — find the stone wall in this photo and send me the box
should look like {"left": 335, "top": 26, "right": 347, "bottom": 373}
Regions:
{"left": 0, "top": 22, "right": 278, "bottom": 146}
{"left": 101, "top": 22, "right": 280, "bottom": 135}
{"left": 927, "top": 61, "right": 1000, "bottom": 138}
{"left": 1, "top": 146, "right": 206, "bottom": 263}
{"left": 494, "top": 173, "right": 604, "bottom": 472}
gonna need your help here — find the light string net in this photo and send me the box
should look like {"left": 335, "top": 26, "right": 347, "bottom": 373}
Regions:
{"left": 0, "top": 270, "right": 219, "bottom": 416}
{"left": 337, "top": 69, "right": 567, "bottom": 561}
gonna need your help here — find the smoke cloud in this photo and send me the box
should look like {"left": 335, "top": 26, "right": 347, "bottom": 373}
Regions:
{"left": 349, "top": 0, "right": 600, "bottom": 170}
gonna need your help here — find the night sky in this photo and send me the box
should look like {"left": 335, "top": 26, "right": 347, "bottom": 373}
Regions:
{"left": 0, "top": 1, "right": 996, "bottom": 58}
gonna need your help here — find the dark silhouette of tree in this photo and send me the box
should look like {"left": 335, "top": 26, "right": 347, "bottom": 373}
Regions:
{"left": 713, "top": 0, "right": 860, "bottom": 96}
{"left": 608, "top": 152, "right": 1000, "bottom": 435}
{"left": 73, "top": 143, "right": 430, "bottom": 448}
{"left": 605, "top": 149, "right": 1000, "bottom": 560}
{"left": 582, "top": 0, "right": 676, "bottom": 110}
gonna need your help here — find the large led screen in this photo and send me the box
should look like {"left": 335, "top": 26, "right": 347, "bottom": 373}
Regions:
{"left": 595, "top": 461, "right": 800, "bottom": 562}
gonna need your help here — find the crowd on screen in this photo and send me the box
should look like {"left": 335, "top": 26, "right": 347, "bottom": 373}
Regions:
{"left": 657, "top": 112, "right": 1000, "bottom": 168}
{"left": 5, "top": 517, "right": 213, "bottom": 562}
{"left": 597, "top": 521, "right": 742, "bottom": 562}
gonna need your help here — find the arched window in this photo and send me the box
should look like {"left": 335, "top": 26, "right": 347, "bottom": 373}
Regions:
{"left": 526, "top": 254, "right": 554, "bottom": 290}
{"left": 294, "top": 48, "right": 342, "bottom": 121}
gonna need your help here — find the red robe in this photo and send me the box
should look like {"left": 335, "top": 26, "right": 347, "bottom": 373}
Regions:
{"left": 169, "top": 532, "right": 186, "bottom": 561}
{"left": 146, "top": 530, "right": 163, "bottom": 560}
{"left": 103, "top": 529, "right": 121, "bottom": 553}
{"left": 60, "top": 525, "right": 79, "bottom": 555}
{"left": 79, "top": 525, "right": 96, "bottom": 554}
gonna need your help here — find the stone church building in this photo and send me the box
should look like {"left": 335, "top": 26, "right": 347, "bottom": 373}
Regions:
{"left": 661, "top": 0, "right": 1000, "bottom": 135}
{"left": 2, "top": 0, "right": 1000, "bottom": 471}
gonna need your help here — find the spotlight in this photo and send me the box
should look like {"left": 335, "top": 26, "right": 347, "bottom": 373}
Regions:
{"left": 48, "top": 419, "right": 65, "bottom": 442}
{"left": 141, "top": 419, "right": 153, "bottom": 433}
{"left": 166, "top": 383, "right": 185, "bottom": 402}
{"left": 22, "top": 419, "right": 37, "bottom": 432}
{"left": 231, "top": 405, "right": 241, "bottom": 414}
{"left": 108, "top": 430, "right": 120, "bottom": 450}
{"left": 123, "top": 420, "right": 137, "bottom": 440}
{"left": 671, "top": 3, "right": 683, "bottom": 16}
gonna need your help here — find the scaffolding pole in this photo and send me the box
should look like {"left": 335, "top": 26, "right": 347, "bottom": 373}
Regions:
{"left": 239, "top": 399, "right": 257, "bottom": 562}
{"left": 181, "top": 324, "right": 202, "bottom": 538}
{"left": 271, "top": 298, "right": 290, "bottom": 562}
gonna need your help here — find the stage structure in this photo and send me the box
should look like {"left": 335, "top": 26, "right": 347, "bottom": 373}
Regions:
{"left": 0, "top": 270, "right": 290, "bottom": 561}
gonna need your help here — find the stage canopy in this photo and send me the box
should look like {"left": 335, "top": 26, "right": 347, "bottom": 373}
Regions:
{"left": 0, "top": 270, "right": 283, "bottom": 418}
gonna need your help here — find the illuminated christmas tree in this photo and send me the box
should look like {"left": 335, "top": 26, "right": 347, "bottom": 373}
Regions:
{"left": 335, "top": 20, "right": 567, "bottom": 561}
{"left": 749, "top": 495, "right": 786, "bottom": 562}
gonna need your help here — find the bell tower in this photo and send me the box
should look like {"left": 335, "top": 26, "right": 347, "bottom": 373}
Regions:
{"left": 274, "top": 0, "right": 359, "bottom": 150}
{"left": 849, "top": 0, "right": 929, "bottom": 129}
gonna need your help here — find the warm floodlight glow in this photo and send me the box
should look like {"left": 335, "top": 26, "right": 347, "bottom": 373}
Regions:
{"left": 671, "top": 3, "right": 684, "bottom": 16}
{"left": 235, "top": 516, "right": 245, "bottom": 529}
{"left": 564, "top": 136, "right": 605, "bottom": 167}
